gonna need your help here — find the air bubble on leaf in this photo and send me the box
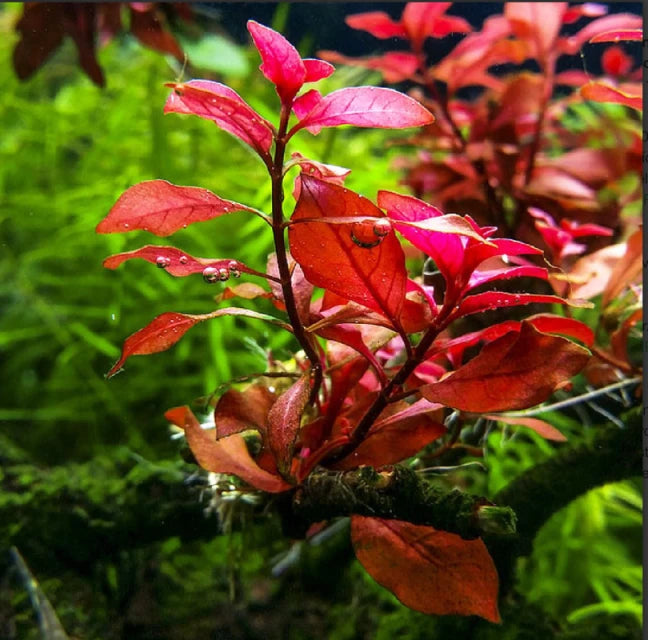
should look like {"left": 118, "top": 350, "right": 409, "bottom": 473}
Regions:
{"left": 351, "top": 220, "right": 383, "bottom": 249}
{"left": 228, "top": 261, "right": 241, "bottom": 278}
{"left": 218, "top": 268, "right": 230, "bottom": 281}
{"left": 179, "top": 255, "right": 189, "bottom": 265}
{"left": 156, "top": 256, "right": 171, "bottom": 269}
{"left": 373, "top": 219, "right": 392, "bottom": 237}
{"left": 202, "top": 267, "right": 220, "bottom": 283}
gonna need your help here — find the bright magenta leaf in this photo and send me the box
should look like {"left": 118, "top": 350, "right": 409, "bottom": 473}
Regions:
{"left": 293, "top": 87, "right": 434, "bottom": 135}
{"left": 289, "top": 176, "right": 407, "bottom": 323}
{"left": 267, "top": 375, "right": 311, "bottom": 476}
{"left": 351, "top": 517, "right": 500, "bottom": 623}
{"left": 303, "top": 58, "right": 335, "bottom": 82}
{"left": 164, "top": 80, "right": 274, "bottom": 155}
{"left": 486, "top": 414, "right": 567, "bottom": 442}
{"left": 334, "top": 399, "right": 445, "bottom": 470}
{"left": 421, "top": 322, "right": 590, "bottom": 412}
{"left": 97, "top": 180, "right": 257, "bottom": 237}
{"left": 247, "top": 20, "right": 306, "bottom": 103}
{"left": 214, "top": 385, "right": 276, "bottom": 439}
{"left": 102, "top": 245, "right": 267, "bottom": 280}
{"left": 167, "top": 406, "right": 291, "bottom": 493}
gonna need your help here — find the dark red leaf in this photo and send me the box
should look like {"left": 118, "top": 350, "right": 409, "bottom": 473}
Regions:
{"left": 97, "top": 180, "right": 256, "bottom": 236}
{"left": 267, "top": 375, "right": 311, "bottom": 476}
{"left": 214, "top": 385, "right": 276, "bottom": 439}
{"left": 164, "top": 81, "right": 274, "bottom": 154}
{"left": 334, "top": 399, "right": 445, "bottom": 469}
{"left": 247, "top": 20, "right": 306, "bottom": 103}
{"left": 167, "top": 406, "right": 291, "bottom": 493}
{"left": 351, "top": 517, "right": 500, "bottom": 622}
{"left": 294, "top": 87, "right": 434, "bottom": 135}
{"left": 289, "top": 176, "right": 407, "bottom": 323}
{"left": 129, "top": 5, "right": 183, "bottom": 61}
{"left": 421, "top": 322, "right": 591, "bottom": 412}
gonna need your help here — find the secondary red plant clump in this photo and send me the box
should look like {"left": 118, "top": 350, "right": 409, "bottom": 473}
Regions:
{"left": 98, "top": 15, "right": 603, "bottom": 623}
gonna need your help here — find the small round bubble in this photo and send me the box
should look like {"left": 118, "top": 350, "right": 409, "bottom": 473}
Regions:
{"left": 202, "top": 267, "right": 220, "bottom": 283}
{"left": 156, "top": 256, "right": 171, "bottom": 268}
{"left": 373, "top": 219, "right": 391, "bottom": 237}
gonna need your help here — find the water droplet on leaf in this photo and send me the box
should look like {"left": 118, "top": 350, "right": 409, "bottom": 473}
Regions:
{"left": 156, "top": 256, "right": 171, "bottom": 268}
{"left": 373, "top": 219, "right": 391, "bottom": 237}
{"left": 179, "top": 255, "right": 189, "bottom": 265}
{"left": 202, "top": 267, "right": 220, "bottom": 283}
{"left": 351, "top": 220, "right": 383, "bottom": 249}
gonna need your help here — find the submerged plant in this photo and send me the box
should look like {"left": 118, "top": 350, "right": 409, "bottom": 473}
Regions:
{"left": 97, "top": 10, "right": 639, "bottom": 624}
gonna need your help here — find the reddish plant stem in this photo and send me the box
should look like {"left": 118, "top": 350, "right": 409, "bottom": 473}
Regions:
{"left": 325, "top": 303, "right": 456, "bottom": 464}
{"left": 270, "top": 105, "right": 323, "bottom": 402}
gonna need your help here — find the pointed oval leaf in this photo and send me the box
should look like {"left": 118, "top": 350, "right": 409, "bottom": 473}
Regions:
{"left": 102, "top": 245, "right": 266, "bottom": 280}
{"left": 214, "top": 385, "right": 276, "bottom": 439}
{"left": 168, "top": 406, "right": 291, "bottom": 493}
{"left": 421, "top": 322, "right": 590, "bottom": 412}
{"left": 247, "top": 20, "right": 305, "bottom": 103}
{"left": 295, "top": 87, "right": 434, "bottom": 135}
{"left": 580, "top": 81, "right": 641, "bottom": 111}
{"left": 589, "top": 28, "right": 642, "bottom": 42}
{"left": 289, "top": 176, "right": 407, "bottom": 323}
{"left": 164, "top": 80, "right": 274, "bottom": 154}
{"left": 267, "top": 375, "right": 311, "bottom": 476}
{"left": 486, "top": 414, "right": 567, "bottom": 442}
{"left": 334, "top": 399, "right": 445, "bottom": 470}
{"left": 303, "top": 58, "right": 335, "bottom": 82}
{"left": 106, "top": 312, "right": 203, "bottom": 378}
{"left": 97, "top": 180, "right": 256, "bottom": 236}
{"left": 351, "top": 517, "right": 500, "bottom": 622}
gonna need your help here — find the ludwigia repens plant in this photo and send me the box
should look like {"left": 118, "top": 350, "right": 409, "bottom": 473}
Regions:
{"left": 97, "top": 19, "right": 600, "bottom": 622}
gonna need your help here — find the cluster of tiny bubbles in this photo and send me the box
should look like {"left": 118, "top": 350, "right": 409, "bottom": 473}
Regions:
{"left": 156, "top": 255, "right": 171, "bottom": 268}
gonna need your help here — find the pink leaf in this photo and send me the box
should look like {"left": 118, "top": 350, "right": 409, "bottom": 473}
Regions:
{"left": 421, "top": 322, "right": 590, "bottom": 412}
{"left": 505, "top": 2, "right": 568, "bottom": 57}
{"left": 288, "top": 176, "right": 407, "bottom": 323}
{"left": 247, "top": 20, "right": 305, "bottom": 103}
{"left": 167, "top": 406, "right": 291, "bottom": 493}
{"left": 164, "top": 80, "right": 274, "bottom": 155}
{"left": 267, "top": 375, "right": 311, "bottom": 476}
{"left": 292, "top": 89, "right": 323, "bottom": 121}
{"left": 562, "top": 13, "right": 642, "bottom": 53}
{"left": 102, "top": 245, "right": 266, "bottom": 280}
{"left": 318, "top": 51, "right": 420, "bottom": 83}
{"left": 590, "top": 29, "right": 642, "bottom": 43}
{"left": 97, "top": 180, "right": 256, "bottom": 236}
{"left": 351, "top": 517, "right": 500, "bottom": 622}
{"left": 294, "top": 87, "right": 434, "bottom": 135}
{"left": 486, "top": 414, "right": 567, "bottom": 442}
{"left": 402, "top": 3, "right": 470, "bottom": 48}
{"left": 580, "top": 81, "right": 641, "bottom": 110}
{"left": 345, "top": 11, "right": 407, "bottom": 39}
{"left": 466, "top": 265, "right": 548, "bottom": 291}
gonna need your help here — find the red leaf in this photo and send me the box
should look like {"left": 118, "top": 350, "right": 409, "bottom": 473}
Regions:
{"left": 562, "top": 13, "right": 642, "bottom": 54}
{"left": 603, "top": 228, "right": 642, "bottom": 306}
{"left": 303, "top": 58, "right": 335, "bottom": 82}
{"left": 168, "top": 406, "right": 291, "bottom": 493}
{"left": 106, "top": 312, "right": 203, "bottom": 378}
{"left": 526, "top": 314, "right": 595, "bottom": 347}
{"left": 164, "top": 80, "right": 274, "bottom": 154}
{"left": 267, "top": 375, "right": 311, "bottom": 476}
{"left": 453, "top": 291, "right": 590, "bottom": 320}
{"left": 580, "top": 81, "right": 641, "bottom": 111}
{"left": 486, "top": 414, "right": 567, "bottom": 442}
{"left": 102, "top": 245, "right": 266, "bottom": 280}
{"left": 97, "top": 180, "right": 256, "bottom": 236}
{"left": 402, "top": 3, "right": 471, "bottom": 48}
{"left": 334, "top": 399, "right": 445, "bottom": 470}
{"left": 345, "top": 12, "right": 407, "bottom": 39}
{"left": 590, "top": 29, "right": 642, "bottom": 43}
{"left": 318, "top": 51, "right": 420, "bottom": 83}
{"left": 214, "top": 385, "right": 276, "bottom": 439}
{"left": 421, "top": 322, "right": 590, "bottom": 412}
{"left": 505, "top": 2, "right": 568, "bottom": 58}
{"left": 294, "top": 87, "right": 434, "bottom": 135}
{"left": 351, "top": 517, "right": 500, "bottom": 622}
{"left": 129, "top": 6, "right": 183, "bottom": 61}
{"left": 108, "top": 308, "right": 289, "bottom": 378}
{"left": 289, "top": 176, "right": 407, "bottom": 323}
{"left": 247, "top": 20, "right": 306, "bottom": 103}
